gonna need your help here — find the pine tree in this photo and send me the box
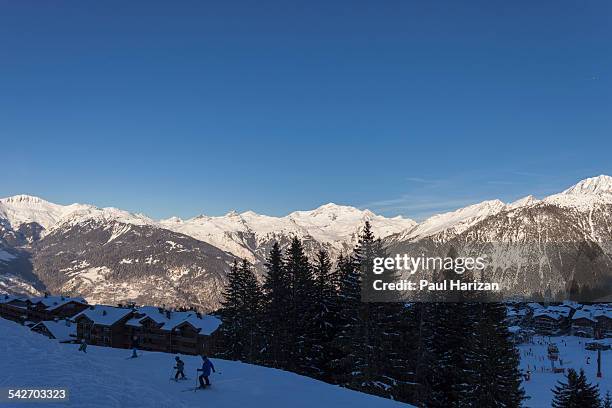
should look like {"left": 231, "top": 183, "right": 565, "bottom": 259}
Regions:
{"left": 219, "top": 258, "right": 263, "bottom": 362}
{"left": 312, "top": 249, "right": 341, "bottom": 380}
{"left": 416, "top": 254, "right": 479, "bottom": 407}
{"left": 333, "top": 222, "right": 412, "bottom": 400}
{"left": 239, "top": 258, "right": 264, "bottom": 362}
{"left": 332, "top": 252, "right": 361, "bottom": 384}
{"left": 261, "top": 242, "right": 290, "bottom": 367}
{"left": 284, "top": 237, "right": 317, "bottom": 375}
{"left": 603, "top": 391, "right": 612, "bottom": 408}
{"left": 219, "top": 260, "right": 244, "bottom": 359}
{"left": 552, "top": 368, "right": 601, "bottom": 408}
{"left": 465, "top": 302, "right": 525, "bottom": 407}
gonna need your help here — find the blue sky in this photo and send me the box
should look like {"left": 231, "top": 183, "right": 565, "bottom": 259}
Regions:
{"left": 1, "top": 1, "right": 610, "bottom": 220}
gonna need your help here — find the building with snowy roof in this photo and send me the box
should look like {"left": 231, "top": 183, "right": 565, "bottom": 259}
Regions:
{"left": 572, "top": 305, "right": 612, "bottom": 338}
{"left": 27, "top": 295, "right": 89, "bottom": 321}
{"left": 124, "top": 306, "right": 221, "bottom": 355}
{"left": 73, "top": 305, "right": 135, "bottom": 348}
{"left": 0, "top": 294, "right": 29, "bottom": 322}
{"left": 532, "top": 305, "right": 573, "bottom": 335}
{"left": 31, "top": 319, "right": 77, "bottom": 343}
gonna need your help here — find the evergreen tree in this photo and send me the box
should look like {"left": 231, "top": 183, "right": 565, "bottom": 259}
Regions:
{"left": 239, "top": 258, "right": 264, "bottom": 362}
{"left": 465, "top": 302, "right": 525, "bottom": 407}
{"left": 552, "top": 368, "right": 601, "bottom": 408}
{"left": 332, "top": 252, "right": 361, "bottom": 384}
{"left": 312, "top": 249, "right": 341, "bottom": 381}
{"left": 334, "top": 222, "right": 411, "bottom": 400}
{"left": 284, "top": 237, "right": 317, "bottom": 375}
{"left": 219, "top": 258, "right": 263, "bottom": 362}
{"left": 603, "top": 391, "right": 612, "bottom": 408}
{"left": 416, "top": 302, "right": 475, "bottom": 408}
{"left": 416, "top": 253, "right": 481, "bottom": 407}
{"left": 219, "top": 260, "right": 245, "bottom": 359}
{"left": 261, "top": 242, "right": 290, "bottom": 367}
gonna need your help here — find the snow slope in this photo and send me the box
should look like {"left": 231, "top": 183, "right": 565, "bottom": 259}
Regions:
{"left": 0, "top": 318, "right": 409, "bottom": 408}
{"left": 518, "top": 335, "right": 611, "bottom": 407}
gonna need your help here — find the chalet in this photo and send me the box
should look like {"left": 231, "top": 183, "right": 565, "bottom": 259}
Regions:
{"left": 532, "top": 306, "right": 572, "bottom": 335}
{"left": 0, "top": 295, "right": 29, "bottom": 322}
{"left": 125, "top": 306, "right": 221, "bottom": 355}
{"left": 596, "top": 313, "right": 612, "bottom": 338}
{"left": 571, "top": 305, "right": 612, "bottom": 338}
{"left": 571, "top": 309, "right": 597, "bottom": 337}
{"left": 27, "top": 295, "right": 89, "bottom": 321}
{"left": 74, "top": 305, "right": 135, "bottom": 348}
{"left": 31, "top": 319, "right": 77, "bottom": 343}
{"left": 166, "top": 314, "right": 221, "bottom": 355}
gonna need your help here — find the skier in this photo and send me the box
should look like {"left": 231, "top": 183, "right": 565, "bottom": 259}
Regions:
{"left": 174, "top": 356, "right": 186, "bottom": 380}
{"left": 197, "top": 354, "right": 216, "bottom": 388}
{"left": 78, "top": 339, "right": 87, "bottom": 353}
{"left": 130, "top": 336, "right": 139, "bottom": 358}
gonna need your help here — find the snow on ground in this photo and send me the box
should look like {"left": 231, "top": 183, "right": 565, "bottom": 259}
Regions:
{"left": 518, "top": 335, "right": 611, "bottom": 407}
{"left": 0, "top": 319, "right": 409, "bottom": 408}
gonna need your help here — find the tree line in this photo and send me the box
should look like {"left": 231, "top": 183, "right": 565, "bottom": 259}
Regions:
{"left": 217, "top": 221, "right": 533, "bottom": 407}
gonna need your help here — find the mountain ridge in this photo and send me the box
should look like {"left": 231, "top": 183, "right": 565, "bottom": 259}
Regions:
{"left": 1, "top": 175, "right": 611, "bottom": 305}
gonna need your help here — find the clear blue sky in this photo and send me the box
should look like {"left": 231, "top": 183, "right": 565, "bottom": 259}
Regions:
{"left": 1, "top": 1, "right": 610, "bottom": 220}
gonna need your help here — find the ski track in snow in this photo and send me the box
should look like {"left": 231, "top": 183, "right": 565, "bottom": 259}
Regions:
{"left": 0, "top": 320, "right": 408, "bottom": 408}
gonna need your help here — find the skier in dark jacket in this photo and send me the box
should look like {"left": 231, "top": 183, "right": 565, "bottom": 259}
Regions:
{"left": 78, "top": 340, "right": 87, "bottom": 353}
{"left": 174, "top": 356, "right": 186, "bottom": 380}
{"left": 197, "top": 355, "right": 215, "bottom": 388}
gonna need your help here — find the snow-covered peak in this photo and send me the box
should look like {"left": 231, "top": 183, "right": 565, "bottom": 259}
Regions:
{"left": 160, "top": 203, "right": 417, "bottom": 261}
{"left": 543, "top": 175, "right": 612, "bottom": 210}
{"left": 508, "top": 195, "right": 539, "bottom": 209}
{"left": 561, "top": 175, "right": 612, "bottom": 196}
{"left": 162, "top": 216, "right": 182, "bottom": 224}
{"left": 53, "top": 206, "right": 155, "bottom": 229}
{"left": 0, "top": 194, "right": 49, "bottom": 205}
{"left": 400, "top": 199, "right": 507, "bottom": 241}
{"left": 0, "top": 194, "right": 89, "bottom": 230}
{"left": 288, "top": 203, "right": 416, "bottom": 243}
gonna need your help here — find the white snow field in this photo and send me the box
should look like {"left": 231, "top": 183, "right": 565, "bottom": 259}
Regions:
{"left": 0, "top": 319, "right": 409, "bottom": 408}
{"left": 518, "top": 335, "right": 611, "bottom": 407}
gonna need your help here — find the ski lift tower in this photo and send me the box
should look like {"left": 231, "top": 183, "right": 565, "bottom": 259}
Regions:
{"left": 548, "top": 343, "right": 560, "bottom": 370}
{"left": 597, "top": 349, "right": 602, "bottom": 378}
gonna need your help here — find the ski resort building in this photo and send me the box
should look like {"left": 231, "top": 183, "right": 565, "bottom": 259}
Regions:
{"left": 0, "top": 295, "right": 29, "bottom": 322}
{"left": 74, "top": 305, "right": 135, "bottom": 348}
{"left": 0, "top": 294, "right": 88, "bottom": 323}
{"left": 124, "top": 306, "right": 221, "bottom": 355}
{"left": 532, "top": 306, "right": 573, "bottom": 335}
{"left": 27, "top": 295, "right": 89, "bottom": 321}
{"left": 31, "top": 319, "right": 77, "bottom": 343}
{"left": 70, "top": 304, "right": 222, "bottom": 354}
{"left": 572, "top": 305, "right": 612, "bottom": 338}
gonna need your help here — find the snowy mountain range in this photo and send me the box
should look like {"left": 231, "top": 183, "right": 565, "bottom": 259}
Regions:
{"left": 1, "top": 175, "right": 611, "bottom": 305}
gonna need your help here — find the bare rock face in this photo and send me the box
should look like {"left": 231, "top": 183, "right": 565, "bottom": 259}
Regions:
{"left": 386, "top": 201, "right": 612, "bottom": 301}
{"left": 30, "top": 218, "right": 235, "bottom": 311}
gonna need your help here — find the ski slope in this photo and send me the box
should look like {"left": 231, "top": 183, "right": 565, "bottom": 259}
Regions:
{"left": 518, "top": 335, "right": 611, "bottom": 407}
{"left": 0, "top": 319, "right": 409, "bottom": 408}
